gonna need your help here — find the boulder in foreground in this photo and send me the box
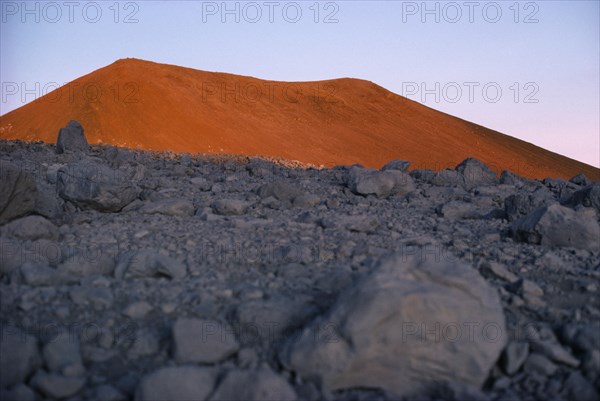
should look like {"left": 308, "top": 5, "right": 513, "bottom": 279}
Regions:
{"left": 280, "top": 252, "right": 506, "bottom": 398}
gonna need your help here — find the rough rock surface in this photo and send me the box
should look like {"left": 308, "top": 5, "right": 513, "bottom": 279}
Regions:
{"left": 0, "top": 161, "right": 37, "bottom": 224}
{"left": 56, "top": 120, "right": 89, "bottom": 154}
{"left": 1, "top": 138, "right": 599, "bottom": 401}
{"left": 281, "top": 253, "right": 506, "bottom": 398}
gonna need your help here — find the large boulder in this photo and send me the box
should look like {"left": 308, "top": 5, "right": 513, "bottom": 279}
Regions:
{"left": 114, "top": 250, "right": 187, "bottom": 280}
{"left": 0, "top": 329, "right": 41, "bottom": 388}
{"left": 0, "top": 161, "right": 37, "bottom": 224}
{"left": 280, "top": 252, "right": 506, "bottom": 398}
{"left": 347, "top": 166, "right": 415, "bottom": 197}
{"left": 55, "top": 120, "right": 89, "bottom": 154}
{"left": 567, "top": 183, "right": 600, "bottom": 215}
{"left": 135, "top": 366, "right": 216, "bottom": 401}
{"left": 57, "top": 160, "right": 141, "bottom": 212}
{"left": 511, "top": 204, "right": 600, "bottom": 251}
{"left": 209, "top": 367, "right": 297, "bottom": 401}
{"left": 455, "top": 158, "right": 497, "bottom": 189}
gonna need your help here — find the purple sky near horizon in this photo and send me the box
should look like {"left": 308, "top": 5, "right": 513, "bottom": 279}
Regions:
{"left": 1, "top": 1, "right": 598, "bottom": 167}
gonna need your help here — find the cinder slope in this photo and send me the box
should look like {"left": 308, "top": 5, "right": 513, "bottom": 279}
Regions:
{"left": 1, "top": 58, "right": 597, "bottom": 180}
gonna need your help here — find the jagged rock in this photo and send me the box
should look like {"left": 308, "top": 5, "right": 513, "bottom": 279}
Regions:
{"left": 0, "top": 161, "right": 37, "bottom": 224}
{"left": 0, "top": 384, "right": 37, "bottom": 401}
{"left": 212, "top": 199, "right": 251, "bottom": 215}
{"left": 257, "top": 181, "right": 303, "bottom": 204}
{"left": 135, "top": 366, "right": 216, "bottom": 401}
{"left": 209, "top": 366, "right": 297, "bottom": 401}
{"left": 114, "top": 250, "right": 187, "bottom": 280}
{"left": 558, "top": 324, "right": 600, "bottom": 353}
{"left": 322, "top": 214, "right": 380, "bottom": 233}
{"left": 561, "top": 371, "right": 599, "bottom": 401}
{"left": 479, "top": 261, "right": 519, "bottom": 284}
{"left": 20, "top": 263, "right": 74, "bottom": 286}
{"left": 56, "top": 120, "right": 89, "bottom": 154}
{"left": 456, "top": 158, "right": 497, "bottom": 189}
{"left": 381, "top": 159, "right": 411, "bottom": 172}
{"left": 69, "top": 286, "right": 114, "bottom": 309}
{"left": 567, "top": 182, "right": 600, "bottom": 214}
{"left": 501, "top": 341, "right": 529, "bottom": 375}
{"left": 31, "top": 371, "right": 86, "bottom": 399}
{"left": 523, "top": 353, "right": 558, "bottom": 376}
{"left": 0, "top": 215, "right": 58, "bottom": 241}
{"left": 347, "top": 166, "right": 415, "bottom": 197}
{"left": 57, "top": 160, "right": 141, "bottom": 212}
{"left": 58, "top": 251, "right": 116, "bottom": 277}
{"left": 0, "top": 329, "right": 41, "bottom": 388}
{"left": 43, "top": 336, "right": 84, "bottom": 374}
{"left": 281, "top": 252, "right": 506, "bottom": 398}
{"left": 436, "top": 201, "right": 481, "bottom": 219}
{"left": 511, "top": 204, "right": 600, "bottom": 251}
{"left": 140, "top": 198, "right": 195, "bottom": 216}
{"left": 570, "top": 173, "right": 592, "bottom": 187}
{"left": 173, "top": 318, "right": 240, "bottom": 364}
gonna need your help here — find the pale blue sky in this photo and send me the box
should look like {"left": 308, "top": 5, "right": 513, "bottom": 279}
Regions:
{"left": 1, "top": 1, "right": 598, "bottom": 166}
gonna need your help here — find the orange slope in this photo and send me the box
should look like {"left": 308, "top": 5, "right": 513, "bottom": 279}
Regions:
{"left": 1, "top": 58, "right": 598, "bottom": 180}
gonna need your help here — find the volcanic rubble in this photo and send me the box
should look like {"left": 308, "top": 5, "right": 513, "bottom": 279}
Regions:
{"left": 0, "top": 121, "right": 599, "bottom": 401}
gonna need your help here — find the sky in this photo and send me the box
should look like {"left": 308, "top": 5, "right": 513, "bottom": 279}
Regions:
{"left": 1, "top": 0, "right": 599, "bottom": 167}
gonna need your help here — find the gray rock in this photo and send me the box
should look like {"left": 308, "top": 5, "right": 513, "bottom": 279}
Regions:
{"left": 292, "top": 193, "right": 320, "bottom": 208}
{"left": 0, "top": 161, "right": 37, "bottom": 224}
{"left": 322, "top": 214, "right": 380, "bottom": 233}
{"left": 190, "top": 176, "right": 212, "bottom": 191}
{"left": 58, "top": 252, "right": 116, "bottom": 277}
{"left": 281, "top": 252, "right": 506, "bottom": 398}
{"left": 122, "top": 301, "right": 153, "bottom": 319}
{"left": 529, "top": 338, "right": 580, "bottom": 367}
{"left": 456, "top": 158, "right": 497, "bottom": 189}
{"left": 212, "top": 199, "right": 251, "bottom": 215}
{"left": 437, "top": 201, "right": 481, "bottom": 219}
{"left": 30, "top": 371, "right": 86, "bottom": 399}
{"left": 20, "top": 263, "right": 74, "bottom": 286}
{"left": 140, "top": 198, "right": 195, "bottom": 216}
{"left": 479, "top": 261, "right": 519, "bottom": 284}
{"left": 568, "top": 182, "right": 600, "bottom": 214}
{"left": 56, "top": 120, "right": 89, "bottom": 154}
{"left": 0, "top": 330, "right": 41, "bottom": 388}
{"left": 43, "top": 336, "right": 84, "bottom": 374}
{"left": 128, "top": 330, "right": 160, "bottom": 358}
{"left": 57, "top": 160, "right": 141, "bottom": 212}
{"left": 209, "top": 366, "right": 297, "bottom": 401}
{"left": 173, "top": 318, "right": 240, "bottom": 364}
{"left": 0, "top": 384, "right": 37, "bottom": 401}
{"left": 501, "top": 341, "right": 529, "bottom": 375}
{"left": 523, "top": 353, "right": 558, "bottom": 376}
{"left": 570, "top": 173, "right": 592, "bottom": 187}
{"left": 257, "top": 181, "right": 303, "bottom": 203}
{"left": 135, "top": 366, "right": 216, "bottom": 401}
{"left": 347, "top": 167, "right": 414, "bottom": 197}
{"left": 0, "top": 216, "right": 58, "bottom": 241}
{"left": 559, "top": 324, "right": 600, "bottom": 353}
{"left": 114, "top": 250, "right": 187, "bottom": 280}
{"left": 69, "top": 286, "right": 114, "bottom": 309}
{"left": 94, "top": 384, "right": 127, "bottom": 401}
{"left": 431, "top": 169, "right": 466, "bottom": 187}
{"left": 511, "top": 204, "right": 600, "bottom": 251}
{"left": 561, "top": 371, "right": 599, "bottom": 401}
{"left": 381, "top": 159, "right": 411, "bottom": 172}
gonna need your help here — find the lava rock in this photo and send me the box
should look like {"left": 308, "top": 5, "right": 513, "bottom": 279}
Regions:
{"left": 0, "top": 215, "right": 58, "bottom": 241}
{"left": 0, "top": 329, "right": 41, "bottom": 388}
{"left": 281, "top": 252, "right": 506, "bottom": 398}
{"left": 209, "top": 366, "right": 297, "bottom": 401}
{"left": 511, "top": 204, "right": 600, "bottom": 251}
{"left": 0, "top": 161, "right": 37, "bottom": 224}
{"left": 140, "top": 198, "right": 195, "bottom": 216}
{"left": 56, "top": 120, "right": 89, "bottom": 154}
{"left": 57, "top": 160, "right": 141, "bottom": 212}
{"left": 381, "top": 159, "right": 411, "bottom": 172}
{"left": 347, "top": 166, "right": 415, "bottom": 197}
{"left": 212, "top": 199, "right": 251, "bottom": 215}
{"left": 114, "top": 250, "right": 187, "bottom": 280}
{"left": 456, "top": 158, "right": 498, "bottom": 189}
{"left": 173, "top": 318, "right": 240, "bottom": 364}
{"left": 135, "top": 366, "right": 216, "bottom": 401}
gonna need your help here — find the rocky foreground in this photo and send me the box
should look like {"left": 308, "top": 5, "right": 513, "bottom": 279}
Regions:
{"left": 1, "top": 121, "right": 599, "bottom": 401}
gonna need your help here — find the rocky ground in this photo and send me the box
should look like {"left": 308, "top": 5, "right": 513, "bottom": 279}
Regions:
{"left": 1, "top": 121, "right": 599, "bottom": 401}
